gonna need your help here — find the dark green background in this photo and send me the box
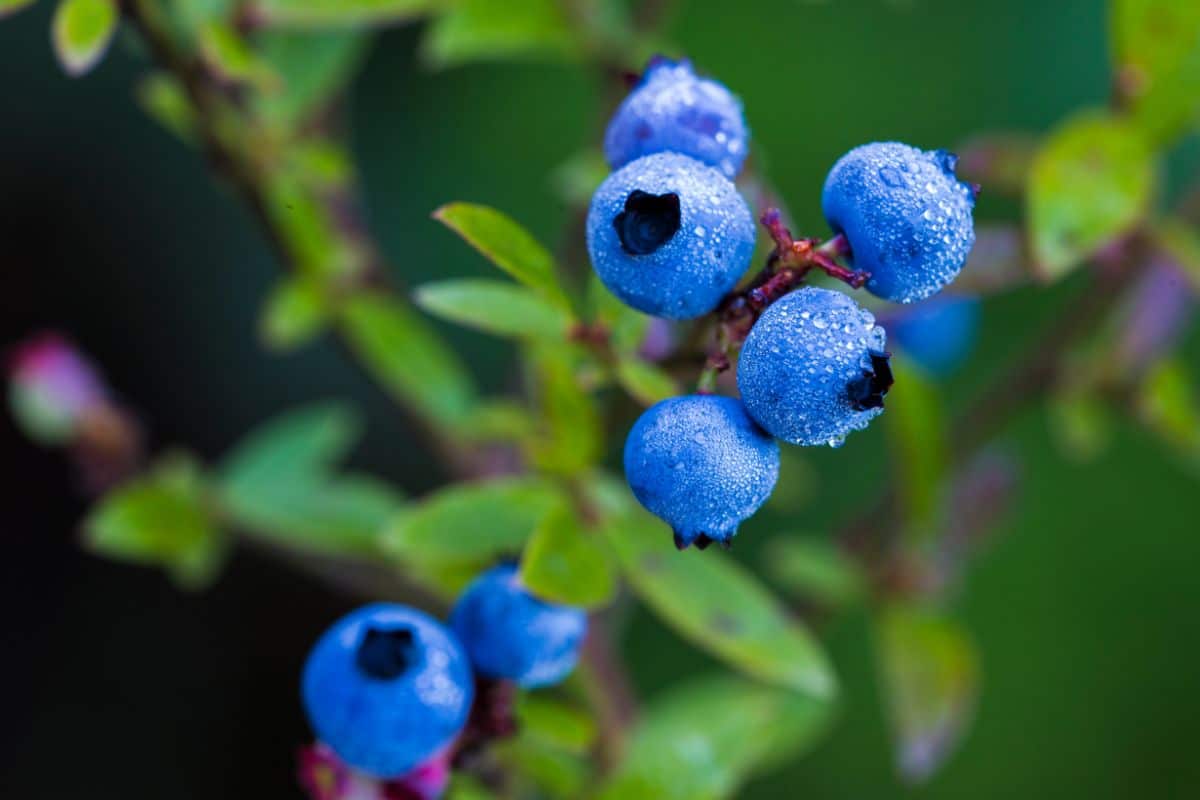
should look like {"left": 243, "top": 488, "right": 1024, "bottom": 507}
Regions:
{"left": 2, "top": 0, "right": 1198, "bottom": 797}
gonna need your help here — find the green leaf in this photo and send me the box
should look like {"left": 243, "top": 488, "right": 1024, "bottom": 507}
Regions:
{"left": 497, "top": 732, "right": 591, "bottom": 798}
{"left": 433, "top": 203, "right": 570, "bottom": 309}
{"left": 422, "top": 0, "right": 578, "bottom": 69}
{"left": 260, "top": 277, "right": 330, "bottom": 350}
{"left": 250, "top": 0, "right": 439, "bottom": 27}
{"left": 615, "top": 356, "right": 679, "bottom": 406}
{"left": 1110, "top": 0, "right": 1200, "bottom": 145}
{"left": 598, "top": 675, "right": 835, "bottom": 800}
{"left": 339, "top": 292, "right": 477, "bottom": 427}
{"left": 446, "top": 775, "right": 497, "bottom": 800}
{"left": 762, "top": 536, "right": 865, "bottom": 610}
{"left": 383, "top": 476, "right": 566, "bottom": 591}
{"left": 199, "top": 22, "right": 280, "bottom": 89}
{"left": 516, "top": 694, "right": 597, "bottom": 754}
{"left": 414, "top": 279, "right": 573, "bottom": 341}
{"left": 1027, "top": 110, "right": 1155, "bottom": 281}
{"left": 218, "top": 404, "right": 403, "bottom": 555}
{"left": 875, "top": 603, "right": 980, "bottom": 783}
{"left": 519, "top": 502, "right": 616, "bottom": 608}
{"left": 885, "top": 361, "right": 948, "bottom": 545}
{"left": 528, "top": 344, "right": 602, "bottom": 474}
{"left": 254, "top": 30, "right": 369, "bottom": 130}
{"left": 136, "top": 72, "right": 196, "bottom": 143}
{"left": 52, "top": 0, "right": 118, "bottom": 77}
{"left": 0, "top": 0, "right": 37, "bottom": 19}
{"left": 84, "top": 455, "right": 227, "bottom": 589}
{"left": 552, "top": 148, "right": 609, "bottom": 207}
{"left": 607, "top": 507, "right": 836, "bottom": 698}
{"left": 1136, "top": 358, "right": 1200, "bottom": 465}
{"left": 456, "top": 398, "right": 536, "bottom": 443}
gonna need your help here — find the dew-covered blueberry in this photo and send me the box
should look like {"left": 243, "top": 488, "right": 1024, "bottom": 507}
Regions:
{"left": 623, "top": 394, "right": 780, "bottom": 549}
{"left": 605, "top": 57, "right": 749, "bottom": 179}
{"left": 737, "top": 286, "right": 892, "bottom": 447}
{"left": 450, "top": 564, "right": 587, "bottom": 688}
{"left": 302, "top": 604, "right": 473, "bottom": 779}
{"left": 821, "top": 142, "right": 976, "bottom": 303}
{"left": 587, "top": 152, "right": 755, "bottom": 319}
{"left": 885, "top": 295, "right": 980, "bottom": 375}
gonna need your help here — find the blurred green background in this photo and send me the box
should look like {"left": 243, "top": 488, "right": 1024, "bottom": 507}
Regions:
{"left": 2, "top": 0, "right": 1199, "bottom": 797}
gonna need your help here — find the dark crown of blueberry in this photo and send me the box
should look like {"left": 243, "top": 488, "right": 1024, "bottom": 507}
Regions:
{"left": 356, "top": 627, "right": 416, "bottom": 680}
{"left": 614, "top": 190, "right": 681, "bottom": 255}
{"left": 847, "top": 351, "right": 894, "bottom": 411}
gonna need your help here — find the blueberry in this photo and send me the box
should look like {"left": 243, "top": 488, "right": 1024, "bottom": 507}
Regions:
{"left": 886, "top": 295, "right": 980, "bottom": 375}
{"left": 302, "top": 604, "right": 474, "bottom": 778}
{"left": 587, "top": 152, "right": 755, "bottom": 319}
{"left": 450, "top": 564, "right": 587, "bottom": 688}
{"left": 737, "top": 286, "right": 892, "bottom": 447}
{"left": 605, "top": 57, "right": 749, "bottom": 179}
{"left": 821, "top": 142, "right": 976, "bottom": 303}
{"left": 623, "top": 394, "right": 779, "bottom": 549}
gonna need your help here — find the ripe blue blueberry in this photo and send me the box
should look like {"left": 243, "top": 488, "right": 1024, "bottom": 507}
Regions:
{"left": 821, "top": 142, "right": 976, "bottom": 303}
{"left": 302, "top": 604, "right": 474, "bottom": 779}
{"left": 886, "top": 295, "right": 980, "bottom": 375}
{"left": 450, "top": 563, "right": 587, "bottom": 688}
{"left": 587, "top": 152, "right": 755, "bottom": 320}
{"left": 623, "top": 394, "right": 780, "bottom": 549}
{"left": 737, "top": 286, "right": 892, "bottom": 447}
{"left": 605, "top": 57, "right": 749, "bottom": 179}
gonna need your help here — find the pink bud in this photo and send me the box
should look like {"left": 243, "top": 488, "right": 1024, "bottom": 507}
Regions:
{"left": 7, "top": 332, "right": 108, "bottom": 445}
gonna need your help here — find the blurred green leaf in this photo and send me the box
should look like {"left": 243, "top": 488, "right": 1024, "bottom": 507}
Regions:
{"left": 607, "top": 507, "right": 836, "bottom": 698}
{"left": 136, "top": 72, "right": 196, "bottom": 143}
{"left": 456, "top": 398, "right": 536, "bottom": 443}
{"left": 383, "top": 476, "right": 566, "bottom": 590}
{"left": 199, "top": 22, "right": 279, "bottom": 89}
{"left": 597, "top": 674, "right": 835, "bottom": 800}
{"left": 519, "top": 502, "right": 616, "bottom": 608}
{"left": 218, "top": 404, "right": 402, "bottom": 555}
{"left": 615, "top": 356, "right": 678, "bottom": 406}
{"left": 885, "top": 362, "right": 948, "bottom": 544}
{"left": 340, "top": 292, "right": 477, "bottom": 427}
{"left": 250, "top": 0, "right": 438, "bottom": 27}
{"left": 552, "top": 148, "right": 609, "bottom": 207}
{"left": 433, "top": 203, "right": 570, "bottom": 309}
{"left": 262, "top": 172, "right": 347, "bottom": 278}
{"left": 254, "top": 30, "right": 369, "bottom": 129}
{"left": 528, "top": 344, "right": 603, "bottom": 474}
{"left": 0, "top": 0, "right": 38, "bottom": 19}
{"left": 446, "top": 775, "right": 497, "bottom": 800}
{"left": 52, "top": 0, "right": 119, "bottom": 77}
{"left": 1048, "top": 389, "right": 1112, "bottom": 462}
{"left": 516, "top": 694, "right": 597, "bottom": 754}
{"left": 1152, "top": 218, "right": 1200, "bottom": 292}
{"left": 1136, "top": 358, "right": 1200, "bottom": 464}
{"left": 875, "top": 603, "right": 980, "bottom": 783}
{"left": 588, "top": 272, "right": 649, "bottom": 353}
{"left": 85, "top": 455, "right": 228, "bottom": 589}
{"left": 762, "top": 536, "right": 865, "bottom": 610}
{"left": 414, "top": 279, "right": 573, "bottom": 341}
{"left": 1110, "top": 0, "right": 1200, "bottom": 145}
{"left": 497, "top": 731, "right": 591, "bottom": 798}
{"left": 1027, "top": 110, "right": 1155, "bottom": 280}
{"left": 260, "top": 277, "right": 330, "bottom": 350}
{"left": 422, "top": 0, "right": 578, "bottom": 69}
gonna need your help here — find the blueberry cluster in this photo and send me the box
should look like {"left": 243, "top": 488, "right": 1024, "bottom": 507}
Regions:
{"left": 591, "top": 60, "right": 977, "bottom": 549}
{"left": 302, "top": 566, "right": 586, "bottom": 781}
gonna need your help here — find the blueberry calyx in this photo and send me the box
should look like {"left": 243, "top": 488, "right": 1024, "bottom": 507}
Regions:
{"left": 847, "top": 351, "right": 894, "bottom": 411}
{"left": 356, "top": 627, "right": 415, "bottom": 680}
{"left": 614, "top": 190, "right": 681, "bottom": 256}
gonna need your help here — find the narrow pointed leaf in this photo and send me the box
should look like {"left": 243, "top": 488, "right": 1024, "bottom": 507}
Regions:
{"left": 415, "top": 279, "right": 573, "bottom": 341}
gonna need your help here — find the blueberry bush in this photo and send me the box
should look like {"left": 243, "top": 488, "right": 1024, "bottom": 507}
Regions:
{"left": 5, "top": 1, "right": 1200, "bottom": 798}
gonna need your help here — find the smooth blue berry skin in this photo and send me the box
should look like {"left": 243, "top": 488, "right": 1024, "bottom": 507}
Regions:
{"left": 450, "top": 564, "right": 587, "bottom": 688}
{"left": 822, "top": 142, "right": 976, "bottom": 303}
{"left": 886, "top": 295, "right": 980, "bottom": 376}
{"left": 587, "top": 152, "right": 755, "bottom": 320}
{"left": 302, "top": 604, "right": 474, "bottom": 779}
{"left": 605, "top": 58, "right": 749, "bottom": 179}
{"left": 738, "top": 287, "right": 891, "bottom": 447}
{"left": 623, "top": 394, "right": 780, "bottom": 548}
